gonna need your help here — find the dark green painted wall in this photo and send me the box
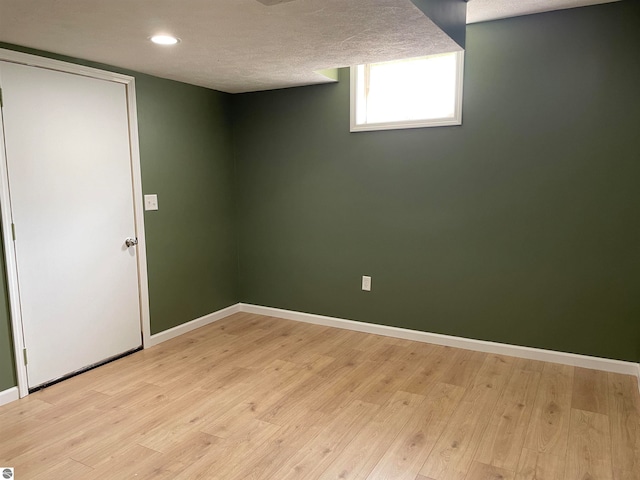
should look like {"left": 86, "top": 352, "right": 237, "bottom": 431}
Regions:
{"left": 0, "top": 44, "right": 239, "bottom": 389}
{"left": 136, "top": 76, "right": 238, "bottom": 335}
{"left": 2, "top": 0, "right": 639, "bottom": 393}
{"left": 233, "top": 1, "right": 640, "bottom": 363}
{"left": 0, "top": 226, "right": 16, "bottom": 391}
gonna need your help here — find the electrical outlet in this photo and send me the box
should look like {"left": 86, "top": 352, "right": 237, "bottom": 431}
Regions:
{"left": 144, "top": 194, "right": 158, "bottom": 211}
{"left": 362, "top": 275, "right": 371, "bottom": 291}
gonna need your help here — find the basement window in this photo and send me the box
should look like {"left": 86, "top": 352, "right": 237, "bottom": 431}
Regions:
{"left": 350, "top": 51, "right": 464, "bottom": 132}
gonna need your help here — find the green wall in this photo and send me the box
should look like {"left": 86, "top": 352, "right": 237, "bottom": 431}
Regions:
{"left": 0, "top": 228, "right": 16, "bottom": 390}
{"left": 0, "top": 44, "right": 238, "bottom": 390}
{"left": 2, "top": 0, "right": 639, "bottom": 393}
{"left": 233, "top": 1, "right": 640, "bottom": 363}
{"left": 136, "top": 75, "right": 238, "bottom": 335}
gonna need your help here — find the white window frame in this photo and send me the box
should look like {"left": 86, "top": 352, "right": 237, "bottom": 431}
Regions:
{"left": 350, "top": 51, "right": 465, "bottom": 132}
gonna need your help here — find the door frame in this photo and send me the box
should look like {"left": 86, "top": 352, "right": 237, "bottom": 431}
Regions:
{"left": 0, "top": 48, "right": 152, "bottom": 398}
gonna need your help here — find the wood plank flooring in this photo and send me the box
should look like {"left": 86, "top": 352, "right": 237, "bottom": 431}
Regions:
{"left": 1, "top": 312, "right": 639, "bottom": 479}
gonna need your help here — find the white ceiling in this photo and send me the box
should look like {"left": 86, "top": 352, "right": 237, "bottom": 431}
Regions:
{"left": 0, "top": 0, "right": 459, "bottom": 93}
{"left": 467, "top": 0, "right": 621, "bottom": 24}
{"left": 0, "top": 0, "right": 622, "bottom": 93}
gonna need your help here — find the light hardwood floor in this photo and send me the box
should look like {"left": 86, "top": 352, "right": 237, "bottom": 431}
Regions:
{"left": 1, "top": 312, "right": 639, "bottom": 479}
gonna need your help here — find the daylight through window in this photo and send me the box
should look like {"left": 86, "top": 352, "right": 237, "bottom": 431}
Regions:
{"left": 351, "top": 51, "right": 464, "bottom": 132}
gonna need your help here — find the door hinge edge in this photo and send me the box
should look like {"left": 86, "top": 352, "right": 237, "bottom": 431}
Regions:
{"left": 11, "top": 223, "right": 15, "bottom": 241}
{"left": 23, "top": 348, "right": 27, "bottom": 365}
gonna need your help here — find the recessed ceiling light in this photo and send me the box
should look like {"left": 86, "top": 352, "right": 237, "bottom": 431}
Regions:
{"left": 150, "top": 35, "right": 180, "bottom": 45}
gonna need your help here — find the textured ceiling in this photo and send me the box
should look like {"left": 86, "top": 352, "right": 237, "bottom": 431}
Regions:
{"left": 467, "top": 0, "right": 622, "bottom": 24}
{"left": 0, "top": 0, "right": 460, "bottom": 93}
{"left": 0, "top": 0, "right": 622, "bottom": 93}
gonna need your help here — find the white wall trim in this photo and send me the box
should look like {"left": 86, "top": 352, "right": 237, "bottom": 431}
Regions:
{"left": 0, "top": 48, "right": 149, "bottom": 399}
{"left": 145, "top": 303, "right": 241, "bottom": 348}
{"left": 0, "top": 386, "right": 19, "bottom": 407}
{"left": 240, "top": 303, "right": 640, "bottom": 383}
{"left": 2, "top": 299, "right": 636, "bottom": 405}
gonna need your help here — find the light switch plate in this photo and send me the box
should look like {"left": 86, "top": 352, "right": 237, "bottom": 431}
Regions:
{"left": 362, "top": 275, "right": 371, "bottom": 291}
{"left": 144, "top": 194, "right": 158, "bottom": 211}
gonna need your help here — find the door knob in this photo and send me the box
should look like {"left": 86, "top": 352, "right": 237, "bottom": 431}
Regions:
{"left": 125, "top": 237, "right": 138, "bottom": 247}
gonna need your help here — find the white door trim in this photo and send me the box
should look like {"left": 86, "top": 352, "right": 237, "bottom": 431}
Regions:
{"left": 0, "top": 48, "right": 152, "bottom": 398}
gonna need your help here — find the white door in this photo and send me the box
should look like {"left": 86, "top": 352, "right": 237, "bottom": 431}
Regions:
{"left": 0, "top": 61, "right": 142, "bottom": 388}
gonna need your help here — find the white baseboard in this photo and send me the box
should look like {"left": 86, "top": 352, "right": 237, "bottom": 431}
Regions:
{"left": 0, "top": 386, "right": 19, "bottom": 407}
{"left": 145, "top": 303, "right": 241, "bottom": 348}
{"left": 239, "top": 303, "right": 640, "bottom": 383}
